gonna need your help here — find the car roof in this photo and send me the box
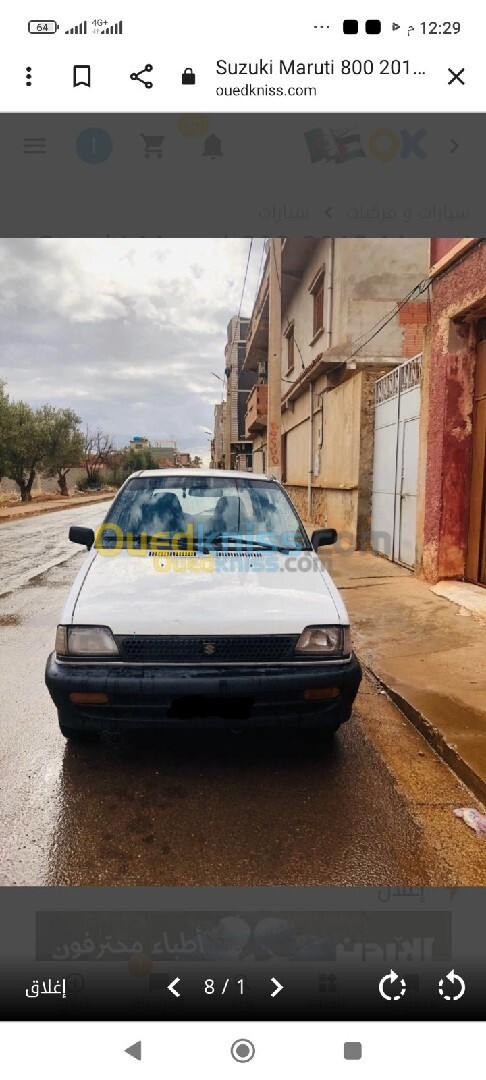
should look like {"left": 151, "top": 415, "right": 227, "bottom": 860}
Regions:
{"left": 137, "top": 468, "right": 273, "bottom": 481}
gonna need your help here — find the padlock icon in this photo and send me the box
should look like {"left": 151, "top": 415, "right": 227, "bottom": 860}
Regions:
{"left": 182, "top": 67, "right": 196, "bottom": 85}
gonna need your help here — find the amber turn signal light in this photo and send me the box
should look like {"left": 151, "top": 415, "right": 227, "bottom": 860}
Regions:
{"left": 303, "top": 687, "right": 340, "bottom": 700}
{"left": 69, "top": 692, "right": 109, "bottom": 704}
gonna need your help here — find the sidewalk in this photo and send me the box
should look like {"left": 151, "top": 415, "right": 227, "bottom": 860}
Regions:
{"left": 0, "top": 491, "right": 113, "bottom": 524}
{"left": 316, "top": 544, "right": 486, "bottom": 803}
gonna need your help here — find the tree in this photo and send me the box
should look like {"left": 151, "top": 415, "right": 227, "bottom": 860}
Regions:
{"left": 192, "top": 455, "right": 203, "bottom": 468}
{"left": 42, "top": 406, "right": 84, "bottom": 496}
{"left": 2, "top": 401, "right": 48, "bottom": 501}
{"left": 121, "top": 446, "right": 157, "bottom": 478}
{"left": 83, "top": 427, "right": 115, "bottom": 486}
{"left": 106, "top": 446, "right": 158, "bottom": 487}
{"left": 0, "top": 380, "right": 10, "bottom": 481}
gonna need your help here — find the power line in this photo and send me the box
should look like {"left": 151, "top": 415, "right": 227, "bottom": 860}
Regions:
{"left": 252, "top": 244, "right": 435, "bottom": 398}
{"left": 343, "top": 278, "right": 429, "bottom": 365}
{"left": 342, "top": 240, "right": 486, "bottom": 363}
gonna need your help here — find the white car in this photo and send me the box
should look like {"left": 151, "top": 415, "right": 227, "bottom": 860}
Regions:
{"left": 45, "top": 470, "right": 361, "bottom": 739}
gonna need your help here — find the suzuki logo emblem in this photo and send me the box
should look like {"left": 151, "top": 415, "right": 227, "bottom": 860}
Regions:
{"left": 202, "top": 641, "right": 216, "bottom": 655}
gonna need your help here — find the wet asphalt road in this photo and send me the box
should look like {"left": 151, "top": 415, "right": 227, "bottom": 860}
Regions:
{"left": 1, "top": 504, "right": 485, "bottom": 887}
{"left": 0, "top": 500, "right": 112, "bottom": 597}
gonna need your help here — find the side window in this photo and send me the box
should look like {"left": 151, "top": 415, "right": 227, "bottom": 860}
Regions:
{"left": 309, "top": 267, "right": 325, "bottom": 340}
{"left": 285, "top": 321, "right": 295, "bottom": 374}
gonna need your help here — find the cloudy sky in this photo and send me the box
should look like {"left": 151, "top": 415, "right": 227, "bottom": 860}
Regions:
{"left": 0, "top": 238, "right": 266, "bottom": 463}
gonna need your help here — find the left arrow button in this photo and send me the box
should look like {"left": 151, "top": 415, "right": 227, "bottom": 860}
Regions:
{"left": 124, "top": 1041, "right": 142, "bottom": 1061}
{"left": 168, "top": 977, "right": 181, "bottom": 997}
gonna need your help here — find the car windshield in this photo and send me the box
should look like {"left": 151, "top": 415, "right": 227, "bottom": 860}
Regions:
{"left": 99, "top": 474, "right": 310, "bottom": 551}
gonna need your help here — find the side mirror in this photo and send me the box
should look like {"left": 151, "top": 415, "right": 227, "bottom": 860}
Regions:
{"left": 311, "top": 528, "right": 338, "bottom": 551}
{"left": 69, "top": 526, "right": 95, "bottom": 550}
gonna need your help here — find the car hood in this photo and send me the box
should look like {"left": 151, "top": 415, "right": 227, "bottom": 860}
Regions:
{"left": 67, "top": 549, "right": 348, "bottom": 635}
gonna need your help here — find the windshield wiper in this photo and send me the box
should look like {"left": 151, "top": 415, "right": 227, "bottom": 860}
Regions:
{"left": 128, "top": 534, "right": 215, "bottom": 553}
{"left": 101, "top": 534, "right": 204, "bottom": 550}
{"left": 208, "top": 533, "right": 307, "bottom": 552}
{"left": 101, "top": 533, "right": 309, "bottom": 554}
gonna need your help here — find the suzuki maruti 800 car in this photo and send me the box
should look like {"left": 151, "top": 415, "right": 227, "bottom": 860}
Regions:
{"left": 45, "top": 470, "right": 361, "bottom": 739}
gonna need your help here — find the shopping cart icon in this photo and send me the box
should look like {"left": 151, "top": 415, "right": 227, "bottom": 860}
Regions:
{"left": 140, "top": 134, "right": 164, "bottom": 158}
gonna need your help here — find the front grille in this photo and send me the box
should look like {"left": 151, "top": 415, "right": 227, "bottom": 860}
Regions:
{"left": 115, "top": 634, "right": 300, "bottom": 664}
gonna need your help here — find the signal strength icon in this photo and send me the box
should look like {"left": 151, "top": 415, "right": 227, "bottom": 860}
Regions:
{"left": 101, "top": 19, "right": 123, "bottom": 34}
{"left": 65, "top": 20, "right": 87, "bottom": 34}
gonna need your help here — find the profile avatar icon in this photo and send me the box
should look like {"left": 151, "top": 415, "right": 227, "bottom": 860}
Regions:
{"left": 202, "top": 134, "right": 223, "bottom": 158}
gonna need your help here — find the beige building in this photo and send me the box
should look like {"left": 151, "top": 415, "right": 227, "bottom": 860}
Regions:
{"left": 128, "top": 437, "right": 179, "bottom": 466}
{"left": 223, "top": 315, "right": 255, "bottom": 469}
{"left": 244, "top": 237, "right": 429, "bottom": 546}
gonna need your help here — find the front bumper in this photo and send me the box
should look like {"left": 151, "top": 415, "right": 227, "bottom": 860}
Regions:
{"left": 45, "top": 652, "right": 362, "bottom": 731}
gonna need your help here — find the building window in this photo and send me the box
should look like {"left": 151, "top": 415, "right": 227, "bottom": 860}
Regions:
{"left": 309, "top": 267, "right": 325, "bottom": 339}
{"left": 285, "top": 321, "right": 295, "bottom": 374}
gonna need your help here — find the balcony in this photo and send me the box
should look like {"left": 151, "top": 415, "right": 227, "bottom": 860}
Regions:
{"left": 245, "top": 383, "right": 268, "bottom": 436}
{"left": 243, "top": 261, "right": 269, "bottom": 373}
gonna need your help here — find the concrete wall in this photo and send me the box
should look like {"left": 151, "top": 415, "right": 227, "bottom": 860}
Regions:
{"left": 279, "top": 237, "right": 428, "bottom": 397}
{"left": 276, "top": 238, "right": 429, "bottom": 546}
{"left": 333, "top": 238, "right": 428, "bottom": 355}
{"left": 0, "top": 467, "right": 88, "bottom": 496}
{"left": 422, "top": 241, "right": 486, "bottom": 582}
{"left": 284, "top": 374, "right": 363, "bottom": 542}
{"left": 251, "top": 433, "right": 266, "bottom": 474}
{"left": 249, "top": 237, "right": 429, "bottom": 541}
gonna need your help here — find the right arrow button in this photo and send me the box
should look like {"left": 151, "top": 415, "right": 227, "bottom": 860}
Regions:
{"left": 270, "top": 977, "right": 284, "bottom": 998}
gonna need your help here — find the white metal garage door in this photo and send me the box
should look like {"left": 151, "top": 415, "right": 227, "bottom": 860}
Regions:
{"left": 371, "top": 355, "right": 422, "bottom": 567}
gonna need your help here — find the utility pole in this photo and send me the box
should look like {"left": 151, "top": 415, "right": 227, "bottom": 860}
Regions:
{"left": 267, "top": 237, "right": 282, "bottom": 479}
{"left": 224, "top": 363, "right": 232, "bottom": 470}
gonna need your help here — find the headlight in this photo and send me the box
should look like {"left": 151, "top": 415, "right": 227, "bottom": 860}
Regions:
{"left": 295, "top": 625, "right": 351, "bottom": 656}
{"left": 55, "top": 625, "right": 119, "bottom": 657}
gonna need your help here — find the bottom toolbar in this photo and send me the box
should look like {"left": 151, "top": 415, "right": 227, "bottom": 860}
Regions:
{"left": 3, "top": 960, "right": 482, "bottom": 1021}
{"left": 0, "top": 1021, "right": 481, "bottom": 1078}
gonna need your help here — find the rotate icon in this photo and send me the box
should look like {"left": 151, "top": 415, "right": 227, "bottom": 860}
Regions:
{"left": 438, "top": 969, "right": 465, "bottom": 1001}
{"left": 378, "top": 969, "right": 407, "bottom": 1001}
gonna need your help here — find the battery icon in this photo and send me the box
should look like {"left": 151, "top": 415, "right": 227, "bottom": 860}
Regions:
{"left": 28, "top": 20, "right": 60, "bottom": 33}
